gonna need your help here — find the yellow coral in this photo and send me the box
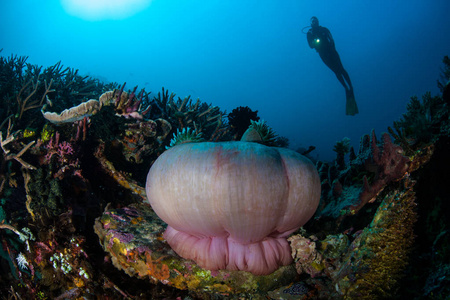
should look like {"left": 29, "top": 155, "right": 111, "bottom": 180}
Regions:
{"left": 40, "top": 124, "right": 54, "bottom": 143}
{"left": 72, "top": 276, "right": 85, "bottom": 288}
{"left": 343, "top": 181, "right": 417, "bottom": 299}
{"left": 23, "top": 128, "right": 36, "bottom": 138}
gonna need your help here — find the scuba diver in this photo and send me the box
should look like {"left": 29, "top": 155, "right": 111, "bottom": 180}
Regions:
{"left": 306, "top": 16, "right": 358, "bottom": 115}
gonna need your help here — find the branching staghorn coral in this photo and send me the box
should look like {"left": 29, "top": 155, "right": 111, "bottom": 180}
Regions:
{"left": 16, "top": 75, "right": 54, "bottom": 121}
{"left": 111, "top": 83, "right": 151, "bottom": 119}
{"left": 151, "top": 87, "right": 226, "bottom": 141}
{"left": 0, "top": 54, "right": 117, "bottom": 130}
{"left": 0, "top": 120, "right": 36, "bottom": 172}
{"left": 0, "top": 55, "right": 54, "bottom": 127}
{"left": 0, "top": 119, "right": 37, "bottom": 220}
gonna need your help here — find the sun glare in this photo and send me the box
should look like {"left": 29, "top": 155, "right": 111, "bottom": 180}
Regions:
{"left": 61, "top": 0, "right": 152, "bottom": 21}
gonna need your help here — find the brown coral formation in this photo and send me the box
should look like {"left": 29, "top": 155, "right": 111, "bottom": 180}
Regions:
{"left": 119, "top": 118, "right": 171, "bottom": 163}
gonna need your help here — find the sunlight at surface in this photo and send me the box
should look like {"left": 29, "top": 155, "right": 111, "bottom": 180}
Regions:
{"left": 61, "top": 0, "right": 152, "bottom": 21}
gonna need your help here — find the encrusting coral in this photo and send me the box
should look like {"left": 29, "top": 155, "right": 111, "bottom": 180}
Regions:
{"left": 94, "top": 203, "right": 298, "bottom": 294}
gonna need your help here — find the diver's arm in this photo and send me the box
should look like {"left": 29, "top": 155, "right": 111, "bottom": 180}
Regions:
{"left": 307, "top": 31, "right": 315, "bottom": 49}
{"left": 324, "top": 27, "right": 335, "bottom": 48}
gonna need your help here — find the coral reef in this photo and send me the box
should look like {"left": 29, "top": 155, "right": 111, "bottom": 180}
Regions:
{"left": 1, "top": 52, "right": 449, "bottom": 299}
{"left": 119, "top": 118, "right": 171, "bottom": 163}
{"left": 112, "top": 83, "right": 151, "bottom": 119}
{"left": 93, "top": 142, "right": 147, "bottom": 200}
{"left": 287, "top": 162, "right": 417, "bottom": 299}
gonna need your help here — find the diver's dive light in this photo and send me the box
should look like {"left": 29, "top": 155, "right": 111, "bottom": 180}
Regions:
{"left": 315, "top": 38, "right": 320, "bottom": 44}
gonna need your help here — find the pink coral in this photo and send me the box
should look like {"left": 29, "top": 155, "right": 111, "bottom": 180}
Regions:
{"left": 43, "top": 132, "right": 82, "bottom": 179}
{"left": 44, "top": 132, "right": 74, "bottom": 164}
{"left": 352, "top": 131, "right": 410, "bottom": 212}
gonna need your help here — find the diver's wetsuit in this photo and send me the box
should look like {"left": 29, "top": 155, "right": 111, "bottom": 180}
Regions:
{"left": 307, "top": 26, "right": 351, "bottom": 91}
{"left": 307, "top": 23, "right": 358, "bottom": 115}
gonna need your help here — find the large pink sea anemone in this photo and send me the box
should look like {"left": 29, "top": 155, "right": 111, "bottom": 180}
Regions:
{"left": 146, "top": 141, "right": 320, "bottom": 275}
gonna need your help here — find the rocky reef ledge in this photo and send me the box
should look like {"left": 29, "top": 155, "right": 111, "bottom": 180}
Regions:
{"left": 94, "top": 203, "right": 297, "bottom": 297}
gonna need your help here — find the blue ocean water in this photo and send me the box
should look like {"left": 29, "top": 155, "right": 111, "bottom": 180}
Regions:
{"left": 1, "top": 0, "right": 449, "bottom": 161}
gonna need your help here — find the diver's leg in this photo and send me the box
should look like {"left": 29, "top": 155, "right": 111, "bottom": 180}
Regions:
{"left": 341, "top": 69, "right": 353, "bottom": 91}
{"left": 327, "top": 51, "right": 353, "bottom": 91}
{"left": 334, "top": 72, "right": 350, "bottom": 91}
{"left": 321, "top": 52, "right": 351, "bottom": 91}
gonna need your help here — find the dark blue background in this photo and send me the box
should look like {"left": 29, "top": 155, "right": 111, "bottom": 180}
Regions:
{"left": 2, "top": 0, "right": 449, "bottom": 161}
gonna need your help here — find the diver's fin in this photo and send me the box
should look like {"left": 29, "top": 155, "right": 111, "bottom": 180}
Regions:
{"left": 345, "top": 90, "right": 359, "bottom": 116}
